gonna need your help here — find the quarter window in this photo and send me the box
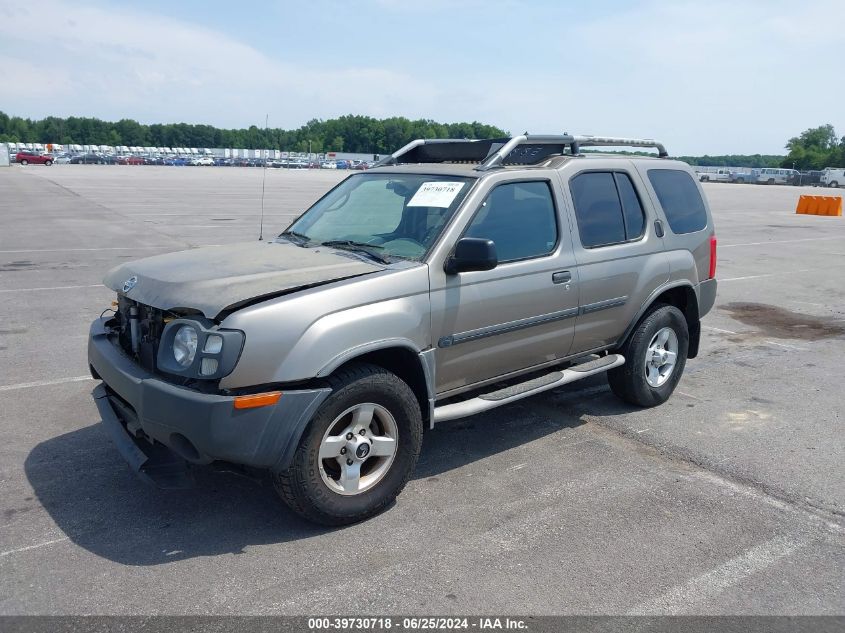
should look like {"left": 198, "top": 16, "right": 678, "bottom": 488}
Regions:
{"left": 570, "top": 171, "right": 646, "bottom": 248}
{"left": 465, "top": 181, "right": 558, "bottom": 262}
{"left": 647, "top": 169, "right": 708, "bottom": 234}
{"left": 615, "top": 173, "right": 645, "bottom": 241}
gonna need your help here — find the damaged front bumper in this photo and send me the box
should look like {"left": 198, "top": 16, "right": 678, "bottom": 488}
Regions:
{"left": 88, "top": 317, "right": 330, "bottom": 487}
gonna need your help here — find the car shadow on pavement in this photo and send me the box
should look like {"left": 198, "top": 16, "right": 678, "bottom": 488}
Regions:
{"left": 25, "top": 377, "right": 620, "bottom": 566}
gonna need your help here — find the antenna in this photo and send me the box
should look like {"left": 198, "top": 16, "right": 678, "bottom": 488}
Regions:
{"left": 258, "top": 113, "right": 268, "bottom": 241}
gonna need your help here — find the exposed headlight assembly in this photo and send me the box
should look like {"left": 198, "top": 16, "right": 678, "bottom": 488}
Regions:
{"left": 157, "top": 318, "right": 244, "bottom": 379}
{"left": 173, "top": 325, "right": 198, "bottom": 367}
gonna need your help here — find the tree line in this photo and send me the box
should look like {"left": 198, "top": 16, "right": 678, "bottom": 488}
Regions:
{"left": 781, "top": 125, "right": 844, "bottom": 170}
{"left": 1, "top": 111, "right": 842, "bottom": 169}
{"left": 0, "top": 112, "right": 507, "bottom": 155}
{"left": 596, "top": 150, "right": 786, "bottom": 168}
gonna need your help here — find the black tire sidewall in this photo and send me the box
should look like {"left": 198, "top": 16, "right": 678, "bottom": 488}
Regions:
{"left": 612, "top": 305, "right": 689, "bottom": 406}
{"left": 288, "top": 371, "right": 422, "bottom": 523}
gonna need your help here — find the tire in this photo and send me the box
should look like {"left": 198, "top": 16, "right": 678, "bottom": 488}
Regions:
{"left": 830, "top": 181, "right": 839, "bottom": 188}
{"left": 20, "top": 159, "right": 28, "bottom": 165}
{"left": 767, "top": 178, "right": 775, "bottom": 185}
{"left": 608, "top": 304, "right": 689, "bottom": 407}
{"left": 44, "top": 160, "right": 52, "bottom": 166}
{"left": 701, "top": 176, "right": 709, "bottom": 182}
{"left": 273, "top": 363, "right": 423, "bottom": 525}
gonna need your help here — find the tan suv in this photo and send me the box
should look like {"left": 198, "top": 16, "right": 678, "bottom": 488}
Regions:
{"left": 88, "top": 134, "right": 717, "bottom": 524}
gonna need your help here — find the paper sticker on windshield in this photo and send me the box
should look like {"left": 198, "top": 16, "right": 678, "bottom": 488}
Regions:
{"left": 407, "top": 181, "right": 465, "bottom": 208}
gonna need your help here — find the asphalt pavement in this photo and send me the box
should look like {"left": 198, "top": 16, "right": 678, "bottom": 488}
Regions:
{"left": 0, "top": 165, "right": 842, "bottom": 615}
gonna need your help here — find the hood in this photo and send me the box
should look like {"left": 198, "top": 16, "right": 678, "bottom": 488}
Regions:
{"left": 104, "top": 241, "right": 383, "bottom": 319}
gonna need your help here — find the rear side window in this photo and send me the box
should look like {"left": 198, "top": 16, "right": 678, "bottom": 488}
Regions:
{"left": 570, "top": 171, "right": 646, "bottom": 248}
{"left": 647, "top": 169, "right": 708, "bottom": 234}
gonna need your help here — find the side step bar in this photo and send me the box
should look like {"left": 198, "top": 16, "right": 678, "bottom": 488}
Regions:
{"left": 432, "top": 354, "right": 625, "bottom": 424}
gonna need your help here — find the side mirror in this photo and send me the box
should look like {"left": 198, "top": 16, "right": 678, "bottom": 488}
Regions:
{"left": 445, "top": 238, "right": 498, "bottom": 274}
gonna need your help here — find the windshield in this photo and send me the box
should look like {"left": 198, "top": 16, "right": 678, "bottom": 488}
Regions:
{"left": 282, "top": 173, "right": 475, "bottom": 261}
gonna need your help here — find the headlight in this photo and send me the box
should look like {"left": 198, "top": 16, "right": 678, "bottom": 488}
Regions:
{"left": 173, "top": 325, "right": 198, "bottom": 367}
{"left": 157, "top": 319, "right": 244, "bottom": 379}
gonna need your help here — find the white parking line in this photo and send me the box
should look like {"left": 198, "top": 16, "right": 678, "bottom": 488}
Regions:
{"left": 630, "top": 534, "right": 808, "bottom": 615}
{"left": 787, "top": 300, "right": 825, "bottom": 307}
{"left": 0, "top": 284, "right": 105, "bottom": 293}
{"left": 677, "top": 391, "right": 705, "bottom": 401}
{"left": 703, "top": 325, "right": 737, "bottom": 335}
{"left": 720, "top": 236, "right": 845, "bottom": 248}
{"left": 0, "top": 376, "right": 94, "bottom": 392}
{"left": 135, "top": 213, "right": 293, "bottom": 217}
{"left": 765, "top": 340, "right": 809, "bottom": 352}
{"left": 0, "top": 246, "right": 173, "bottom": 254}
{"left": 0, "top": 536, "right": 71, "bottom": 558}
{"left": 720, "top": 269, "right": 812, "bottom": 282}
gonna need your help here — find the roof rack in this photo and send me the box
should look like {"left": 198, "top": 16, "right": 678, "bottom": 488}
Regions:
{"left": 373, "top": 134, "right": 668, "bottom": 171}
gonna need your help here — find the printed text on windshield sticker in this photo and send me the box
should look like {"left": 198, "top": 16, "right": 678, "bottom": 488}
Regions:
{"left": 407, "top": 182, "right": 466, "bottom": 208}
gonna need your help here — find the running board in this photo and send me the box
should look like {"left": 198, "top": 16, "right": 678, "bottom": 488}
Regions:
{"left": 432, "top": 354, "right": 625, "bottom": 423}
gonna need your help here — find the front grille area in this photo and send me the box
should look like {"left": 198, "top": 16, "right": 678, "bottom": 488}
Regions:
{"left": 115, "top": 295, "right": 167, "bottom": 373}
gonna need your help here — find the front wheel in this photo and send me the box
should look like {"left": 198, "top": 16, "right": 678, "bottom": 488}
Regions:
{"left": 608, "top": 304, "right": 689, "bottom": 407}
{"left": 44, "top": 160, "right": 53, "bottom": 166}
{"left": 273, "top": 363, "right": 423, "bottom": 525}
{"left": 20, "top": 159, "right": 28, "bottom": 165}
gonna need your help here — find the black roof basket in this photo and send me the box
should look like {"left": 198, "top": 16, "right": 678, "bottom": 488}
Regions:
{"left": 374, "top": 134, "right": 668, "bottom": 171}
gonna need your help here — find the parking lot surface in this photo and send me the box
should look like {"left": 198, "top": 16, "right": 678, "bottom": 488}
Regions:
{"left": 1, "top": 166, "right": 843, "bottom": 615}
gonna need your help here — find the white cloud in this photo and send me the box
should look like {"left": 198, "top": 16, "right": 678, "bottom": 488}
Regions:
{"left": 516, "top": 0, "right": 845, "bottom": 154}
{"left": 0, "top": 1, "right": 441, "bottom": 129}
{"left": 0, "top": 0, "right": 842, "bottom": 154}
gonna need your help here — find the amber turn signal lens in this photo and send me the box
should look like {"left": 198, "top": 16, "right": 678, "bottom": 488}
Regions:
{"left": 233, "top": 391, "right": 282, "bottom": 410}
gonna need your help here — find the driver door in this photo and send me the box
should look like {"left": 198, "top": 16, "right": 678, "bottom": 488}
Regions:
{"left": 430, "top": 179, "right": 579, "bottom": 396}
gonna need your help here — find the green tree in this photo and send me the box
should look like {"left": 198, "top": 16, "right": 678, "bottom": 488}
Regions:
{"left": 782, "top": 124, "right": 839, "bottom": 170}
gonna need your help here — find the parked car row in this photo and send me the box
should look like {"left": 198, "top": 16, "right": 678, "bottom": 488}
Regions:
{"left": 12, "top": 150, "right": 376, "bottom": 170}
{"left": 696, "top": 166, "right": 843, "bottom": 187}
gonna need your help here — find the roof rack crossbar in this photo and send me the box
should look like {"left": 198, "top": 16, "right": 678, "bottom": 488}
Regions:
{"left": 574, "top": 135, "right": 668, "bottom": 159}
{"left": 477, "top": 135, "right": 668, "bottom": 170}
{"left": 373, "top": 134, "right": 668, "bottom": 170}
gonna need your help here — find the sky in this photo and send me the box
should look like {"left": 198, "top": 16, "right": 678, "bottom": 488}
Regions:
{"left": 0, "top": 0, "right": 843, "bottom": 155}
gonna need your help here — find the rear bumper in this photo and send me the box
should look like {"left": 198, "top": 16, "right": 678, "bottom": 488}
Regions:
{"left": 88, "top": 317, "right": 330, "bottom": 483}
{"left": 698, "top": 278, "right": 718, "bottom": 318}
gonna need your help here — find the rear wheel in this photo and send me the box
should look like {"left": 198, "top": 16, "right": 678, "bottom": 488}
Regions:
{"left": 273, "top": 363, "right": 423, "bottom": 525}
{"left": 20, "top": 159, "right": 28, "bottom": 165}
{"left": 830, "top": 181, "right": 839, "bottom": 188}
{"left": 608, "top": 304, "right": 689, "bottom": 407}
{"left": 767, "top": 178, "right": 775, "bottom": 185}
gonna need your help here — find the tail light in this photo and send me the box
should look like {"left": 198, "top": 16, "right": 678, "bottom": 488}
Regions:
{"left": 708, "top": 235, "right": 717, "bottom": 279}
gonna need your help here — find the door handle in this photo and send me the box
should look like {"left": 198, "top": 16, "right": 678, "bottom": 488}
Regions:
{"left": 654, "top": 219, "right": 665, "bottom": 238}
{"left": 552, "top": 271, "right": 571, "bottom": 284}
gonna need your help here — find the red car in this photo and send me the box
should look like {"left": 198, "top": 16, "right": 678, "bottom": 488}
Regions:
{"left": 15, "top": 151, "right": 53, "bottom": 166}
{"left": 116, "top": 155, "right": 146, "bottom": 165}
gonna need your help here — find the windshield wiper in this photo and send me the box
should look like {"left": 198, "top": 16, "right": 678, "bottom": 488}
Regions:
{"left": 320, "top": 240, "right": 391, "bottom": 264}
{"left": 278, "top": 230, "right": 313, "bottom": 245}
